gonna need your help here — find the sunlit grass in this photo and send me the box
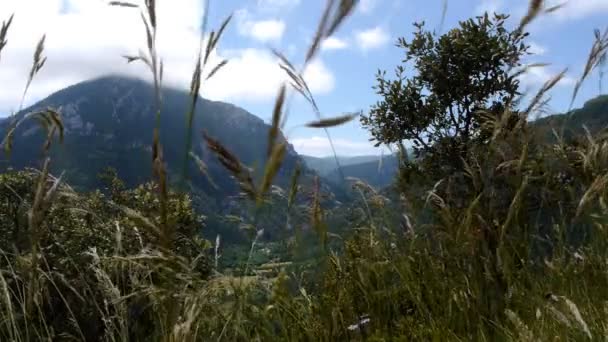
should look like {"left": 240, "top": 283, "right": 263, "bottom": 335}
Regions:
{"left": 0, "top": 0, "right": 607, "bottom": 340}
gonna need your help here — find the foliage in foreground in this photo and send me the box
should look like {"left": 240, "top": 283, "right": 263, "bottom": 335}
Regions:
{"left": 1, "top": 0, "right": 608, "bottom": 341}
{"left": 2, "top": 112, "right": 608, "bottom": 341}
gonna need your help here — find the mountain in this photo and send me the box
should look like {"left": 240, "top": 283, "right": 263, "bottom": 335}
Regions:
{"left": 302, "top": 153, "right": 400, "bottom": 189}
{"left": 302, "top": 155, "right": 385, "bottom": 176}
{"left": 326, "top": 154, "right": 400, "bottom": 189}
{"left": 0, "top": 75, "right": 304, "bottom": 190}
{"left": 0, "top": 75, "right": 341, "bottom": 241}
{"left": 305, "top": 94, "right": 608, "bottom": 190}
{"left": 532, "top": 95, "right": 608, "bottom": 141}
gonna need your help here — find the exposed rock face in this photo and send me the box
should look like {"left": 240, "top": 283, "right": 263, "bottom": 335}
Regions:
{"left": 0, "top": 75, "right": 302, "bottom": 193}
{"left": 0, "top": 75, "right": 348, "bottom": 243}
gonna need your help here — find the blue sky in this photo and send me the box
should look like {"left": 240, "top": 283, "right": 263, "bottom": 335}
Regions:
{"left": 0, "top": 0, "right": 607, "bottom": 156}
{"left": 221, "top": 0, "right": 608, "bottom": 156}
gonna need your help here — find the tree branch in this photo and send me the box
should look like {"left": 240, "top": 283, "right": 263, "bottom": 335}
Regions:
{"left": 448, "top": 104, "right": 460, "bottom": 136}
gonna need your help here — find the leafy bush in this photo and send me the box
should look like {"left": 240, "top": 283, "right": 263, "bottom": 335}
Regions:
{"left": 1, "top": 0, "right": 608, "bottom": 341}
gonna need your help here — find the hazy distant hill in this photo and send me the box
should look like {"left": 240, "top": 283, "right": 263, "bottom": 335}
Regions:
{"left": 302, "top": 153, "right": 400, "bottom": 189}
{"left": 301, "top": 155, "right": 384, "bottom": 176}
{"left": 532, "top": 95, "right": 608, "bottom": 142}
{"left": 302, "top": 95, "right": 608, "bottom": 190}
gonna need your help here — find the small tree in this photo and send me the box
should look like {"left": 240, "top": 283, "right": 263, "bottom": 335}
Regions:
{"left": 361, "top": 13, "right": 529, "bottom": 175}
{"left": 360, "top": 14, "right": 539, "bottom": 334}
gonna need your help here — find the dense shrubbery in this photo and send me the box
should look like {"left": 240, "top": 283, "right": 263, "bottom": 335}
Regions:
{"left": 0, "top": 168, "right": 212, "bottom": 340}
{"left": 1, "top": 0, "right": 608, "bottom": 340}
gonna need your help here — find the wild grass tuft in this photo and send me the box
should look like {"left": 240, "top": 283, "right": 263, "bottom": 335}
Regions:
{"left": 0, "top": 14, "right": 14, "bottom": 63}
{"left": 2, "top": 0, "right": 608, "bottom": 340}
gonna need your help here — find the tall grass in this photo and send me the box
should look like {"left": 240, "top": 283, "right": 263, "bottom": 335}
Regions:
{"left": 0, "top": 0, "right": 608, "bottom": 340}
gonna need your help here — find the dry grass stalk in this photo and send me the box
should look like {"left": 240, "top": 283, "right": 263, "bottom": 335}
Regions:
{"left": 268, "top": 85, "right": 287, "bottom": 158}
{"left": 306, "top": 0, "right": 357, "bottom": 64}
{"left": 266, "top": 1, "right": 359, "bottom": 186}
{"left": 183, "top": 9, "right": 232, "bottom": 182}
{"left": 259, "top": 143, "right": 287, "bottom": 202}
{"left": 0, "top": 14, "right": 14, "bottom": 63}
{"left": 305, "top": 113, "right": 358, "bottom": 128}
{"left": 346, "top": 177, "right": 377, "bottom": 195}
{"left": 111, "top": 0, "right": 175, "bottom": 254}
{"left": 8, "top": 1, "right": 608, "bottom": 340}
{"left": 20, "top": 35, "right": 47, "bottom": 111}
{"left": 2, "top": 108, "right": 64, "bottom": 155}
{"left": 26, "top": 158, "right": 64, "bottom": 316}
{"left": 570, "top": 27, "right": 608, "bottom": 109}
{"left": 189, "top": 151, "right": 218, "bottom": 189}
{"left": 199, "top": 0, "right": 361, "bottom": 216}
{"left": 111, "top": 0, "right": 162, "bottom": 147}
{"left": 562, "top": 297, "right": 592, "bottom": 339}
{"left": 524, "top": 69, "right": 567, "bottom": 115}
{"left": 311, "top": 176, "right": 327, "bottom": 248}
{"left": 575, "top": 173, "right": 608, "bottom": 218}
{"left": 1, "top": 33, "right": 51, "bottom": 157}
{"left": 287, "top": 162, "right": 301, "bottom": 211}
{"left": 513, "top": 62, "right": 550, "bottom": 74}
{"left": 519, "top": 0, "right": 543, "bottom": 32}
{"left": 203, "top": 132, "right": 258, "bottom": 200}
{"left": 108, "top": 1, "right": 138, "bottom": 8}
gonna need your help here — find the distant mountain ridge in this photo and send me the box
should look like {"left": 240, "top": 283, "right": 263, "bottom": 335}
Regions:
{"left": 4, "top": 76, "right": 606, "bottom": 207}
{"left": 302, "top": 153, "right": 400, "bottom": 189}
{"left": 532, "top": 94, "right": 608, "bottom": 141}
{"left": 301, "top": 155, "right": 385, "bottom": 176}
{"left": 0, "top": 75, "right": 354, "bottom": 242}
{"left": 301, "top": 95, "right": 608, "bottom": 190}
{"left": 0, "top": 75, "right": 304, "bottom": 192}
{"left": 0, "top": 74, "right": 352, "bottom": 224}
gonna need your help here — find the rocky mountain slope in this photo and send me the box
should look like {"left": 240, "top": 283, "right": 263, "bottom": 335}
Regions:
{"left": 0, "top": 75, "right": 342, "bottom": 242}
{"left": 0, "top": 75, "right": 303, "bottom": 192}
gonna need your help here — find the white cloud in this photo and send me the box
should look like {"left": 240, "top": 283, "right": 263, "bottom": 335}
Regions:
{"left": 518, "top": 65, "right": 576, "bottom": 89}
{"left": 545, "top": 0, "right": 608, "bottom": 21}
{"left": 249, "top": 19, "right": 285, "bottom": 42}
{"left": 474, "top": 1, "right": 606, "bottom": 32}
{"left": 0, "top": 0, "right": 333, "bottom": 114}
{"left": 321, "top": 36, "right": 349, "bottom": 51}
{"left": 290, "top": 136, "right": 382, "bottom": 157}
{"left": 302, "top": 59, "right": 335, "bottom": 94}
{"left": 236, "top": 10, "right": 286, "bottom": 42}
{"left": 358, "top": 0, "right": 379, "bottom": 14}
{"left": 528, "top": 42, "right": 547, "bottom": 56}
{"left": 203, "top": 50, "right": 335, "bottom": 101}
{"left": 355, "top": 26, "right": 389, "bottom": 51}
{"left": 506, "top": 0, "right": 608, "bottom": 25}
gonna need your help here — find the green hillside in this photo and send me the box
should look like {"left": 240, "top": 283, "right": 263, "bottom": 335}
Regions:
{"left": 532, "top": 95, "right": 608, "bottom": 141}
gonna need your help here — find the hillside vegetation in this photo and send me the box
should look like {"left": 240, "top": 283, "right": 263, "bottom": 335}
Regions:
{"left": 0, "top": 1, "right": 607, "bottom": 341}
{"left": 302, "top": 153, "right": 400, "bottom": 188}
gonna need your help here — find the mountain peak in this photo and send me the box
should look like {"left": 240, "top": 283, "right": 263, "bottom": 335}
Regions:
{"left": 1, "top": 75, "right": 301, "bottom": 192}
